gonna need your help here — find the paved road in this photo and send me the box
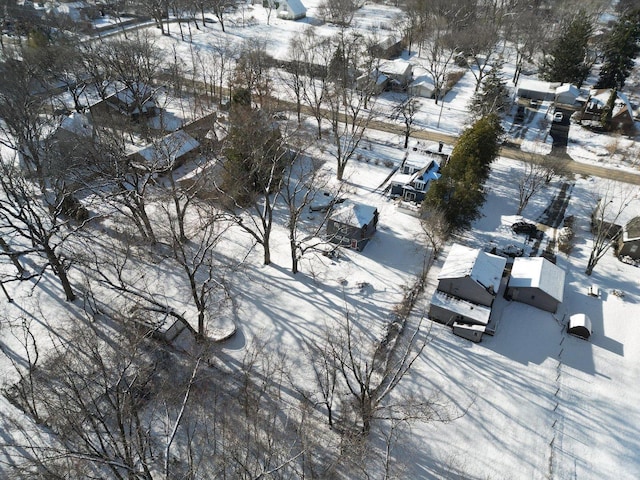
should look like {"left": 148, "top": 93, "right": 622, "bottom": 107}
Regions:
{"left": 365, "top": 115, "right": 640, "bottom": 186}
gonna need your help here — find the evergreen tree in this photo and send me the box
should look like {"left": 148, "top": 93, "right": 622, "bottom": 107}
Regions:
{"left": 469, "top": 67, "right": 510, "bottom": 120}
{"left": 600, "top": 88, "right": 617, "bottom": 131}
{"left": 597, "top": 9, "right": 640, "bottom": 89}
{"left": 424, "top": 115, "right": 502, "bottom": 231}
{"left": 541, "top": 16, "right": 593, "bottom": 86}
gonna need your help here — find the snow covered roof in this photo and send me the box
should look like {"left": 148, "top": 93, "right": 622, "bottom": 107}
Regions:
{"left": 431, "top": 290, "right": 492, "bottom": 325}
{"left": 281, "top": 0, "right": 306, "bottom": 16}
{"left": 588, "top": 89, "right": 634, "bottom": 119}
{"left": 568, "top": 313, "right": 592, "bottom": 339}
{"left": 378, "top": 59, "right": 412, "bottom": 77}
{"left": 137, "top": 130, "right": 200, "bottom": 164}
{"left": 556, "top": 84, "right": 580, "bottom": 96}
{"left": 330, "top": 201, "right": 377, "bottom": 228}
{"left": 597, "top": 195, "right": 640, "bottom": 228}
{"left": 508, "top": 257, "right": 565, "bottom": 303}
{"left": 60, "top": 112, "right": 93, "bottom": 137}
{"left": 623, "top": 217, "right": 640, "bottom": 241}
{"left": 438, "top": 243, "right": 507, "bottom": 294}
{"left": 517, "top": 78, "right": 560, "bottom": 95}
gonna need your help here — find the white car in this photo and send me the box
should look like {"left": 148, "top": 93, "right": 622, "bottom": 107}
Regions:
{"left": 553, "top": 112, "right": 564, "bottom": 123}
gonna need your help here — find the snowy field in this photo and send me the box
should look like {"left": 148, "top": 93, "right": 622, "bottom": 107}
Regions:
{"left": 1, "top": 1, "right": 640, "bottom": 478}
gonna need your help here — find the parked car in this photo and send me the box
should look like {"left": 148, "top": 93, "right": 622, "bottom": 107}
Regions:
{"left": 499, "top": 244, "right": 524, "bottom": 258}
{"left": 511, "top": 221, "right": 538, "bottom": 236}
{"left": 309, "top": 192, "right": 345, "bottom": 212}
{"left": 553, "top": 112, "right": 564, "bottom": 123}
{"left": 529, "top": 99, "right": 539, "bottom": 108}
{"left": 515, "top": 105, "right": 525, "bottom": 122}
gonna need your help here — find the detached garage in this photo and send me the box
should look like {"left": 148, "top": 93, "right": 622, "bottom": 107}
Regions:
{"left": 506, "top": 257, "right": 565, "bottom": 313}
{"left": 568, "top": 314, "right": 592, "bottom": 340}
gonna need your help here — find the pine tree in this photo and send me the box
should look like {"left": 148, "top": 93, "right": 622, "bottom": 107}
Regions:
{"left": 470, "top": 67, "right": 510, "bottom": 120}
{"left": 597, "top": 9, "right": 640, "bottom": 89}
{"left": 541, "top": 16, "right": 593, "bottom": 86}
{"left": 424, "top": 115, "right": 502, "bottom": 231}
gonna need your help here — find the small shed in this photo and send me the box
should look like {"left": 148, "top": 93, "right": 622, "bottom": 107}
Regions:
{"left": 409, "top": 76, "right": 435, "bottom": 98}
{"left": 568, "top": 314, "right": 592, "bottom": 340}
{"left": 506, "top": 257, "right": 565, "bottom": 313}
{"left": 327, "top": 202, "right": 379, "bottom": 251}
{"left": 555, "top": 84, "right": 580, "bottom": 105}
{"left": 277, "top": 0, "right": 306, "bottom": 20}
{"left": 452, "top": 322, "right": 485, "bottom": 343}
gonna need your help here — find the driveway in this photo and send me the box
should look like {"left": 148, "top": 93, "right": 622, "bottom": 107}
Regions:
{"left": 549, "top": 107, "right": 573, "bottom": 156}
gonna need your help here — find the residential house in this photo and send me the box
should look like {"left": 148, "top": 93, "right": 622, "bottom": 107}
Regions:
{"left": 436, "top": 243, "right": 507, "bottom": 307}
{"left": 505, "top": 257, "right": 565, "bottom": 313}
{"left": 516, "top": 78, "right": 560, "bottom": 101}
{"left": 618, "top": 216, "right": 640, "bottom": 260}
{"left": 377, "top": 59, "right": 413, "bottom": 90}
{"left": 429, "top": 290, "right": 492, "bottom": 327}
{"left": 327, "top": 201, "right": 379, "bottom": 251}
{"left": 131, "top": 130, "right": 200, "bottom": 170}
{"left": 368, "top": 34, "right": 403, "bottom": 60}
{"left": 389, "top": 153, "right": 440, "bottom": 202}
{"left": 592, "top": 195, "right": 640, "bottom": 239}
{"left": 104, "top": 82, "right": 158, "bottom": 120}
{"left": 581, "top": 89, "right": 635, "bottom": 133}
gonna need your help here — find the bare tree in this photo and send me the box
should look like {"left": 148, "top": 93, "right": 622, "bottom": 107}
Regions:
{"left": 318, "top": 0, "right": 363, "bottom": 26}
{"left": 309, "top": 308, "right": 449, "bottom": 436}
{"left": 419, "top": 204, "right": 451, "bottom": 261}
{"left": 517, "top": 159, "right": 548, "bottom": 215}
{"left": 586, "top": 182, "right": 638, "bottom": 275}
{"left": 0, "top": 158, "right": 83, "bottom": 302}
{"left": 218, "top": 105, "right": 292, "bottom": 265}
{"left": 392, "top": 96, "right": 420, "bottom": 149}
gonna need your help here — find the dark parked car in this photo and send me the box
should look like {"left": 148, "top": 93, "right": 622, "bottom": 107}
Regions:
{"left": 512, "top": 221, "right": 538, "bottom": 236}
{"left": 309, "top": 192, "right": 345, "bottom": 212}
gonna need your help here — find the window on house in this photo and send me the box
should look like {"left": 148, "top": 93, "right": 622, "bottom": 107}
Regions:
{"left": 631, "top": 245, "right": 638, "bottom": 253}
{"left": 414, "top": 180, "right": 425, "bottom": 191}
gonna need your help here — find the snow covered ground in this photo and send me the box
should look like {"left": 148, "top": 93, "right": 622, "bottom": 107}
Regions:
{"left": 1, "top": 2, "right": 640, "bottom": 478}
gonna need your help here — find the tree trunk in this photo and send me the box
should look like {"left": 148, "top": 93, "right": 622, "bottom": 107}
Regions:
{"left": 45, "top": 246, "right": 75, "bottom": 301}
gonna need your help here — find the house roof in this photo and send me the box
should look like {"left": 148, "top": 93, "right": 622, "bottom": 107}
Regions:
{"left": 517, "top": 78, "right": 560, "bottom": 95}
{"left": 623, "top": 217, "right": 640, "bottom": 241}
{"left": 330, "top": 202, "right": 377, "bottom": 228}
{"left": 282, "top": 0, "right": 306, "bottom": 16}
{"left": 587, "top": 89, "right": 634, "bottom": 120}
{"left": 137, "top": 130, "right": 200, "bottom": 164}
{"left": 596, "top": 195, "right": 640, "bottom": 228}
{"left": 438, "top": 243, "right": 507, "bottom": 295}
{"left": 556, "top": 84, "right": 580, "bottom": 96}
{"left": 60, "top": 112, "right": 93, "bottom": 137}
{"left": 431, "top": 290, "right": 492, "bottom": 325}
{"left": 378, "top": 59, "right": 412, "bottom": 77}
{"left": 508, "top": 257, "right": 565, "bottom": 303}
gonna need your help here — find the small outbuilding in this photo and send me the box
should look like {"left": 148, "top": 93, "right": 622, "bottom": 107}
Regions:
{"left": 327, "top": 202, "right": 379, "bottom": 251}
{"left": 555, "top": 84, "right": 580, "bottom": 105}
{"left": 517, "top": 78, "right": 560, "bottom": 101}
{"left": 133, "top": 130, "right": 200, "bottom": 170}
{"left": 568, "top": 313, "right": 592, "bottom": 340}
{"left": 506, "top": 257, "right": 565, "bottom": 313}
{"left": 277, "top": 0, "right": 307, "bottom": 20}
